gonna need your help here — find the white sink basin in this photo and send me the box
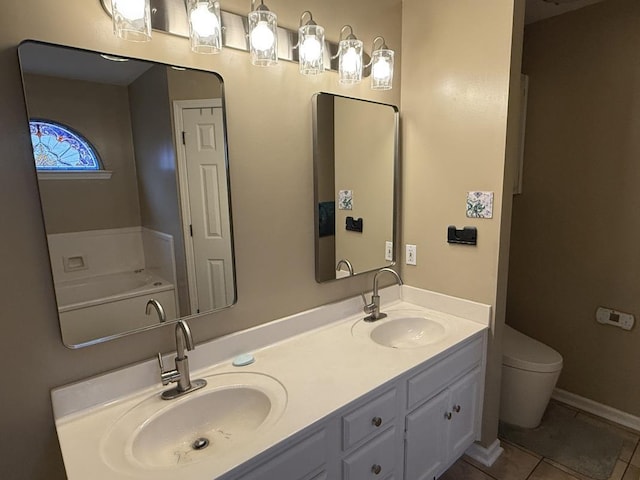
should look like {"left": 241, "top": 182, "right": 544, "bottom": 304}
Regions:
{"left": 352, "top": 310, "right": 451, "bottom": 349}
{"left": 102, "top": 372, "right": 287, "bottom": 471}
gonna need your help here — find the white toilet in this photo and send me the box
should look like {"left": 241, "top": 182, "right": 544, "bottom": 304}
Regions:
{"left": 500, "top": 324, "right": 563, "bottom": 428}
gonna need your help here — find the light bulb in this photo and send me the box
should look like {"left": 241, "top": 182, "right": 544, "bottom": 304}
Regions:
{"left": 372, "top": 57, "right": 391, "bottom": 80}
{"left": 342, "top": 47, "right": 360, "bottom": 74}
{"left": 190, "top": 3, "right": 219, "bottom": 37}
{"left": 300, "top": 37, "right": 322, "bottom": 62}
{"left": 251, "top": 21, "right": 275, "bottom": 51}
{"left": 114, "top": 0, "right": 145, "bottom": 20}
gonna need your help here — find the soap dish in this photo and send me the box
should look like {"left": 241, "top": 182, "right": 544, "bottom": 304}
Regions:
{"left": 232, "top": 353, "right": 255, "bottom": 367}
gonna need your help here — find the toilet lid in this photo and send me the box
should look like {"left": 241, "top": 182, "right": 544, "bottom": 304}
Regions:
{"left": 503, "top": 324, "right": 563, "bottom": 373}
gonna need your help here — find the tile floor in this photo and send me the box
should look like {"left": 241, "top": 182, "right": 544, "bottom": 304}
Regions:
{"left": 440, "top": 401, "right": 640, "bottom": 480}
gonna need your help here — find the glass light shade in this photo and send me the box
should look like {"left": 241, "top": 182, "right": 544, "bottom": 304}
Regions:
{"left": 371, "top": 49, "right": 394, "bottom": 90}
{"left": 298, "top": 24, "right": 324, "bottom": 75}
{"left": 188, "top": 0, "right": 222, "bottom": 54}
{"left": 248, "top": 8, "right": 278, "bottom": 66}
{"left": 111, "top": 0, "right": 151, "bottom": 42}
{"left": 338, "top": 39, "right": 363, "bottom": 85}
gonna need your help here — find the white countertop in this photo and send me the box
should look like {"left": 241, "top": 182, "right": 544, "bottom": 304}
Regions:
{"left": 52, "top": 286, "right": 490, "bottom": 480}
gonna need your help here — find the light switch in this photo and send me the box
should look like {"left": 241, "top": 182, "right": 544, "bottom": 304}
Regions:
{"left": 385, "top": 241, "right": 393, "bottom": 261}
{"left": 406, "top": 244, "right": 417, "bottom": 266}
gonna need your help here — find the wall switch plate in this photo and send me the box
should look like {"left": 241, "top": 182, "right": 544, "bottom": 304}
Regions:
{"left": 406, "top": 244, "right": 417, "bottom": 265}
{"left": 385, "top": 241, "right": 393, "bottom": 261}
{"left": 596, "top": 307, "right": 634, "bottom": 330}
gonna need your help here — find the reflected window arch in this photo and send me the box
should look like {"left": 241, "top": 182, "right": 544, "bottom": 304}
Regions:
{"left": 29, "top": 119, "right": 102, "bottom": 171}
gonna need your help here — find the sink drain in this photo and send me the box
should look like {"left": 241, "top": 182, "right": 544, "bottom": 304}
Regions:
{"left": 191, "top": 437, "right": 210, "bottom": 451}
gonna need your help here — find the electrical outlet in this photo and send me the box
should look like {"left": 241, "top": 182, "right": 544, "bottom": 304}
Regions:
{"left": 406, "top": 244, "right": 417, "bottom": 265}
{"left": 385, "top": 241, "right": 393, "bottom": 261}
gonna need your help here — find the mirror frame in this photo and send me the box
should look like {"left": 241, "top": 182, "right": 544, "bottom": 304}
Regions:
{"left": 312, "top": 92, "right": 400, "bottom": 283}
{"left": 17, "top": 40, "right": 238, "bottom": 348}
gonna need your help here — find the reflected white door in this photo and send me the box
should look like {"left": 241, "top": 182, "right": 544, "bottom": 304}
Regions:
{"left": 181, "top": 105, "right": 233, "bottom": 312}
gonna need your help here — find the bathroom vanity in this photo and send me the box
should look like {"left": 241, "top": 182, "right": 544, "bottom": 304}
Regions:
{"left": 51, "top": 286, "right": 489, "bottom": 480}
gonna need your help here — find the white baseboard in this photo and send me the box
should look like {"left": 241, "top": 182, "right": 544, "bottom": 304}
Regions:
{"left": 465, "top": 439, "right": 504, "bottom": 467}
{"left": 552, "top": 388, "right": 640, "bottom": 432}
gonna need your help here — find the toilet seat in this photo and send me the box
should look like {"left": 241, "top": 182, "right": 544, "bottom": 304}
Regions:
{"left": 503, "top": 324, "right": 563, "bottom": 373}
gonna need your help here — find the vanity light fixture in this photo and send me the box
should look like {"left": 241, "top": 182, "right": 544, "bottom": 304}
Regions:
{"left": 336, "top": 25, "right": 363, "bottom": 85}
{"left": 248, "top": 0, "right": 278, "bottom": 66}
{"left": 369, "top": 36, "right": 394, "bottom": 90}
{"left": 101, "top": 0, "right": 395, "bottom": 90}
{"left": 111, "top": 0, "right": 151, "bottom": 42}
{"left": 297, "top": 11, "right": 324, "bottom": 75}
{"left": 187, "top": 0, "right": 222, "bottom": 54}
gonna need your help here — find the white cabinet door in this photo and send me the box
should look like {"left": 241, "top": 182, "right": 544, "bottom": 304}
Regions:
{"left": 448, "top": 368, "right": 481, "bottom": 461}
{"left": 404, "top": 367, "right": 482, "bottom": 480}
{"left": 404, "top": 390, "right": 449, "bottom": 480}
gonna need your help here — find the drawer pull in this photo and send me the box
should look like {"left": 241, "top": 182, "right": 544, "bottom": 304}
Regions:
{"left": 371, "top": 464, "right": 382, "bottom": 475}
{"left": 444, "top": 412, "right": 452, "bottom": 420}
{"left": 371, "top": 416, "right": 383, "bottom": 427}
{"left": 453, "top": 405, "right": 461, "bottom": 413}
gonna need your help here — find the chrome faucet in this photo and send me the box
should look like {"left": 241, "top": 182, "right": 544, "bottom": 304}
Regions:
{"left": 156, "top": 320, "right": 207, "bottom": 400}
{"left": 145, "top": 298, "right": 166, "bottom": 323}
{"left": 336, "top": 258, "right": 355, "bottom": 276}
{"left": 336, "top": 259, "right": 369, "bottom": 307}
{"left": 363, "top": 268, "right": 403, "bottom": 322}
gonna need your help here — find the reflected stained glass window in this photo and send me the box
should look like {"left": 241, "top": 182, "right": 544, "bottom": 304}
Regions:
{"left": 29, "top": 120, "right": 102, "bottom": 170}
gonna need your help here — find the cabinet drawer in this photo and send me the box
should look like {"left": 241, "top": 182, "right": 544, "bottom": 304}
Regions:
{"left": 407, "top": 337, "right": 483, "bottom": 410}
{"left": 343, "top": 389, "right": 397, "bottom": 450}
{"left": 241, "top": 429, "right": 326, "bottom": 480}
{"left": 342, "top": 427, "right": 397, "bottom": 480}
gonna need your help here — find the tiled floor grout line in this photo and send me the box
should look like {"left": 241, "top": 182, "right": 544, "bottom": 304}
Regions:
{"left": 460, "top": 458, "right": 498, "bottom": 479}
{"left": 524, "top": 457, "right": 544, "bottom": 480}
{"left": 623, "top": 439, "right": 640, "bottom": 479}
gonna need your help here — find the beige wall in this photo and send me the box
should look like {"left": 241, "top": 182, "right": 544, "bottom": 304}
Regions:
{"left": 335, "top": 97, "right": 395, "bottom": 274}
{"left": 508, "top": 0, "right": 640, "bottom": 415}
{"left": 0, "top": 1, "right": 401, "bottom": 478}
{"left": 401, "top": 0, "right": 524, "bottom": 445}
{"left": 24, "top": 73, "right": 141, "bottom": 233}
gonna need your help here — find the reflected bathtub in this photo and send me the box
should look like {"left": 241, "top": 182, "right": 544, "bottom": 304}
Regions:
{"left": 55, "top": 271, "right": 177, "bottom": 347}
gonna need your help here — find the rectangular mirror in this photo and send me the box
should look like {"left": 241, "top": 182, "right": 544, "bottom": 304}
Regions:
{"left": 313, "top": 93, "right": 399, "bottom": 283}
{"left": 18, "top": 41, "right": 236, "bottom": 348}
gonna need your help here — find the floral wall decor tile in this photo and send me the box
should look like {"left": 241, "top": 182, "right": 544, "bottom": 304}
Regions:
{"left": 466, "top": 191, "right": 494, "bottom": 219}
{"left": 338, "top": 190, "right": 353, "bottom": 210}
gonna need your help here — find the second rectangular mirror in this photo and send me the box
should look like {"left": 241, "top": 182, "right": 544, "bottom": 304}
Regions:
{"left": 313, "top": 93, "right": 399, "bottom": 283}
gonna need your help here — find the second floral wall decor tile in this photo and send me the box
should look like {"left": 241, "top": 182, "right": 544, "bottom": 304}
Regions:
{"left": 338, "top": 190, "right": 353, "bottom": 210}
{"left": 466, "top": 191, "right": 494, "bottom": 219}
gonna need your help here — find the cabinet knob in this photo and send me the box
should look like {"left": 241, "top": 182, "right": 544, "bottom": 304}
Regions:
{"left": 371, "top": 416, "right": 383, "bottom": 427}
{"left": 444, "top": 411, "right": 452, "bottom": 420}
{"left": 371, "top": 464, "right": 382, "bottom": 475}
{"left": 453, "top": 405, "right": 461, "bottom": 413}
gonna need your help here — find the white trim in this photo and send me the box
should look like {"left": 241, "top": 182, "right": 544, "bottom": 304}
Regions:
{"left": 173, "top": 98, "right": 223, "bottom": 314}
{"left": 465, "top": 439, "right": 504, "bottom": 467}
{"left": 37, "top": 170, "right": 113, "bottom": 180}
{"left": 552, "top": 388, "right": 640, "bottom": 432}
{"left": 47, "top": 226, "right": 141, "bottom": 240}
